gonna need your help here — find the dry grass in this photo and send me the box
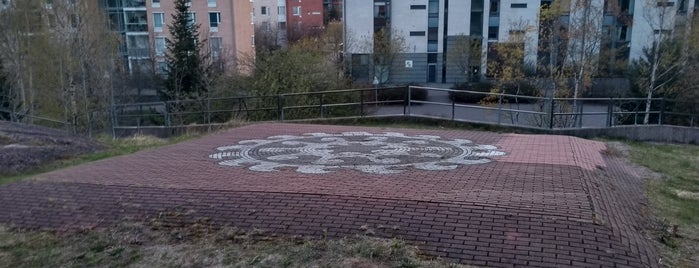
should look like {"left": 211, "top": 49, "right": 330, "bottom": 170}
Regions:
{"left": 0, "top": 220, "right": 467, "bottom": 268}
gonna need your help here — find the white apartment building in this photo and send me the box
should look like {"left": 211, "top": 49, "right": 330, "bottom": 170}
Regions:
{"left": 345, "top": 0, "right": 695, "bottom": 84}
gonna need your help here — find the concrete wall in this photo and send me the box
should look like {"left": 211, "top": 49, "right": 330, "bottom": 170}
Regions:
{"left": 553, "top": 125, "right": 699, "bottom": 144}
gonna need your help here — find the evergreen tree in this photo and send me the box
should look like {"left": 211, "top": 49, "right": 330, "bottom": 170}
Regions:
{"left": 163, "top": 0, "right": 207, "bottom": 102}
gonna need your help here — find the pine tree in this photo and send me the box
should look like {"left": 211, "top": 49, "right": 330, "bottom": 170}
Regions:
{"left": 163, "top": 0, "right": 207, "bottom": 102}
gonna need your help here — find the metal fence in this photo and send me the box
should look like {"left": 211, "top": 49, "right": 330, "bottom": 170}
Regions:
{"left": 111, "top": 86, "right": 698, "bottom": 134}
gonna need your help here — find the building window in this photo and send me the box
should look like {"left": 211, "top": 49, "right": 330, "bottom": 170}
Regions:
{"left": 292, "top": 6, "right": 301, "bottom": 16}
{"left": 155, "top": 37, "right": 166, "bottom": 56}
{"left": 187, "top": 12, "right": 196, "bottom": 26}
{"left": 410, "top": 31, "right": 426, "bottom": 36}
{"left": 511, "top": 3, "right": 527, "bottom": 8}
{"left": 210, "top": 37, "right": 222, "bottom": 58}
{"left": 125, "top": 11, "right": 148, "bottom": 32}
{"left": 657, "top": 1, "right": 675, "bottom": 6}
{"left": 153, "top": 12, "right": 164, "bottom": 32}
{"left": 410, "top": 5, "right": 426, "bottom": 9}
{"left": 261, "top": 6, "right": 268, "bottom": 15}
{"left": 185, "top": 0, "right": 191, "bottom": 7}
{"left": 262, "top": 21, "right": 271, "bottom": 31}
{"left": 278, "top": 21, "right": 286, "bottom": 29}
{"left": 156, "top": 61, "right": 167, "bottom": 74}
{"left": 152, "top": 0, "right": 160, "bottom": 8}
{"left": 488, "top": 26, "right": 499, "bottom": 40}
{"left": 278, "top": 6, "right": 286, "bottom": 15}
{"left": 490, "top": 0, "right": 499, "bottom": 14}
{"left": 209, "top": 12, "right": 221, "bottom": 31}
{"left": 208, "top": 0, "right": 216, "bottom": 8}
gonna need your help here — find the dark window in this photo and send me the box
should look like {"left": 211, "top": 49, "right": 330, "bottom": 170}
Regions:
{"left": 410, "top": 31, "right": 426, "bottom": 36}
{"left": 410, "top": 5, "right": 426, "bottom": 9}
{"left": 488, "top": 26, "right": 499, "bottom": 39}
{"left": 657, "top": 1, "right": 675, "bottom": 6}
{"left": 511, "top": 3, "right": 527, "bottom": 8}
{"left": 490, "top": 0, "right": 499, "bottom": 14}
{"left": 428, "top": 53, "right": 438, "bottom": 63}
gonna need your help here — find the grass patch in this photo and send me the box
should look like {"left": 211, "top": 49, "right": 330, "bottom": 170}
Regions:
{"left": 0, "top": 222, "right": 466, "bottom": 268}
{"left": 0, "top": 134, "right": 198, "bottom": 186}
{"left": 629, "top": 142, "right": 699, "bottom": 267}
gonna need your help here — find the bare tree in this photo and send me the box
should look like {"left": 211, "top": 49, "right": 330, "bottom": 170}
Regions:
{"left": 635, "top": 0, "right": 684, "bottom": 124}
{"left": 447, "top": 34, "right": 481, "bottom": 82}
{"left": 360, "top": 27, "right": 408, "bottom": 85}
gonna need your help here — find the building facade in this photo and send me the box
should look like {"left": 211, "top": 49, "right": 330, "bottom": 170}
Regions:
{"left": 101, "top": 0, "right": 254, "bottom": 74}
{"left": 285, "top": 0, "right": 325, "bottom": 41}
{"left": 345, "top": 0, "right": 695, "bottom": 84}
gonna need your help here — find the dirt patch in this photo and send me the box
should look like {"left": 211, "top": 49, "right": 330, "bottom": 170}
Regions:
{"left": 0, "top": 121, "right": 104, "bottom": 175}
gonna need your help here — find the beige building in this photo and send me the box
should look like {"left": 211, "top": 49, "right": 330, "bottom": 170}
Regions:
{"left": 147, "top": 0, "right": 254, "bottom": 73}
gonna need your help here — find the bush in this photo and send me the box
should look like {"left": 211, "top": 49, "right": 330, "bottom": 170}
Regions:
{"left": 449, "top": 81, "right": 539, "bottom": 104}
{"left": 448, "top": 82, "right": 494, "bottom": 103}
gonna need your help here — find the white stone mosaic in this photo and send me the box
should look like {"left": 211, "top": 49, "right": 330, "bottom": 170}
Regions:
{"left": 209, "top": 132, "right": 506, "bottom": 174}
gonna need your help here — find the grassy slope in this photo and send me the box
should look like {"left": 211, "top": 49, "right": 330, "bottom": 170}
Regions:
{"left": 0, "top": 222, "right": 465, "bottom": 268}
{"left": 629, "top": 142, "right": 699, "bottom": 267}
{"left": 0, "top": 134, "right": 195, "bottom": 186}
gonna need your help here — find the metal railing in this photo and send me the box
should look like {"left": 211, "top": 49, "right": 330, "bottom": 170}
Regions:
{"left": 111, "top": 86, "right": 698, "bottom": 133}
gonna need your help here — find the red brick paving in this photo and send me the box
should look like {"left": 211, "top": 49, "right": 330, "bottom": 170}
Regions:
{"left": 0, "top": 123, "right": 659, "bottom": 267}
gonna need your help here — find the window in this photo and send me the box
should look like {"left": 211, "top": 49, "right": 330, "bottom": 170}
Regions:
{"left": 657, "top": 1, "right": 675, "bottom": 6}
{"left": 262, "top": 21, "right": 271, "bottom": 31}
{"left": 488, "top": 26, "right": 499, "bottom": 39}
{"left": 153, "top": 13, "right": 164, "bottom": 32}
{"left": 511, "top": 3, "right": 527, "bottom": 8}
{"left": 278, "top": 6, "right": 286, "bottom": 15}
{"left": 261, "top": 6, "right": 268, "bottom": 15}
{"left": 490, "top": 0, "right": 499, "bottom": 14}
{"left": 410, "top": 31, "right": 426, "bottom": 36}
{"left": 209, "top": 12, "right": 221, "bottom": 30}
{"left": 292, "top": 6, "right": 301, "bottom": 16}
{"left": 152, "top": 0, "right": 160, "bottom": 7}
{"left": 210, "top": 37, "right": 222, "bottom": 58}
{"left": 125, "top": 11, "right": 148, "bottom": 32}
{"left": 187, "top": 12, "right": 196, "bottom": 26}
{"left": 410, "top": 5, "right": 426, "bottom": 9}
{"left": 185, "top": 0, "right": 191, "bottom": 7}
{"left": 208, "top": 0, "right": 216, "bottom": 8}
{"left": 156, "top": 61, "right": 167, "bottom": 74}
{"left": 155, "top": 37, "right": 166, "bottom": 56}
{"left": 278, "top": 21, "right": 286, "bottom": 29}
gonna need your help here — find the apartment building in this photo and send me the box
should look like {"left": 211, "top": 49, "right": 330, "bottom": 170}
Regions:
{"left": 253, "top": 0, "right": 287, "bottom": 47}
{"left": 286, "top": 0, "right": 324, "bottom": 40}
{"left": 345, "top": 0, "right": 695, "bottom": 84}
{"left": 101, "top": 0, "right": 254, "bottom": 74}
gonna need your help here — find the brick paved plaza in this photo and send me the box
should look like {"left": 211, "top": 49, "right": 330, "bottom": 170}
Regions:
{"left": 0, "top": 123, "right": 659, "bottom": 267}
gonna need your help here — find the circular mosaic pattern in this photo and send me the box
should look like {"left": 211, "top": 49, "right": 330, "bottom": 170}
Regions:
{"left": 209, "top": 132, "right": 506, "bottom": 174}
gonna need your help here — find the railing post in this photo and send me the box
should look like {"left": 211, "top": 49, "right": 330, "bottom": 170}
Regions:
{"left": 659, "top": 98, "right": 666, "bottom": 125}
{"left": 360, "top": 89, "right": 364, "bottom": 116}
{"left": 408, "top": 86, "right": 412, "bottom": 115}
{"left": 320, "top": 94, "right": 325, "bottom": 118}
{"left": 549, "top": 98, "right": 555, "bottom": 129}
{"left": 606, "top": 98, "right": 613, "bottom": 127}
{"left": 451, "top": 99, "right": 455, "bottom": 121}
{"left": 403, "top": 87, "right": 408, "bottom": 116}
{"left": 206, "top": 99, "right": 211, "bottom": 131}
{"left": 278, "top": 95, "right": 285, "bottom": 122}
{"left": 497, "top": 94, "right": 503, "bottom": 125}
{"left": 578, "top": 100, "right": 584, "bottom": 128}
